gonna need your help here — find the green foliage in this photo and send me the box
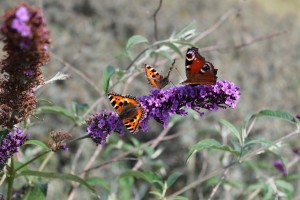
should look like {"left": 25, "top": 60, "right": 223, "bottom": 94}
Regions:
{"left": 24, "top": 183, "right": 47, "bottom": 200}
{"left": 17, "top": 170, "right": 100, "bottom": 199}
{"left": 102, "top": 65, "right": 116, "bottom": 94}
{"left": 35, "top": 105, "right": 78, "bottom": 121}
{"left": 24, "top": 140, "right": 50, "bottom": 150}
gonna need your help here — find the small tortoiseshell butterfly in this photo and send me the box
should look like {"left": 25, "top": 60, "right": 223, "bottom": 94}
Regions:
{"left": 181, "top": 47, "right": 218, "bottom": 85}
{"left": 144, "top": 60, "right": 175, "bottom": 89}
{"left": 108, "top": 92, "right": 145, "bottom": 133}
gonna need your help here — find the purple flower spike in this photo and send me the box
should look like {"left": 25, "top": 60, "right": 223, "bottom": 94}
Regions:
{"left": 86, "top": 110, "right": 125, "bottom": 145}
{"left": 273, "top": 159, "right": 287, "bottom": 176}
{"left": 16, "top": 6, "right": 30, "bottom": 22}
{"left": 138, "top": 80, "right": 240, "bottom": 131}
{"left": 0, "top": 128, "right": 29, "bottom": 170}
{"left": 86, "top": 80, "right": 240, "bottom": 145}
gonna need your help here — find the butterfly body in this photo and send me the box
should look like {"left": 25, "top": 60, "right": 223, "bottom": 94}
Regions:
{"left": 181, "top": 47, "right": 218, "bottom": 85}
{"left": 108, "top": 92, "right": 145, "bottom": 133}
{"left": 144, "top": 63, "right": 174, "bottom": 89}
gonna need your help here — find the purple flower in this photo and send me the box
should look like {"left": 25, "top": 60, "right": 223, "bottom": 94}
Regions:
{"left": 138, "top": 80, "right": 240, "bottom": 130}
{"left": 86, "top": 80, "right": 240, "bottom": 145}
{"left": 11, "top": 18, "right": 31, "bottom": 37}
{"left": 296, "top": 114, "right": 300, "bottom": 120}
{"left": 86, "top": 110, "right": 125, "bottom": 145}
{"left": 15, "top": 6, "right": 30, "bottom": 22}
{"left": 273, "top": 159, "right": 287, "bottom": 176}
{"left": 0, "top": 128, "right": 29, "bottom": 170}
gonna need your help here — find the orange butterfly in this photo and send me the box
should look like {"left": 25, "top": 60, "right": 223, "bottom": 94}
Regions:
{"left": 108, "top": 92, "right": 145, "bottom": 133}
{"left": 144, "top": 60, "right": 175, "bottom": 89}
{"left": 181, "top": 47, "right": 218, "bottom": 85}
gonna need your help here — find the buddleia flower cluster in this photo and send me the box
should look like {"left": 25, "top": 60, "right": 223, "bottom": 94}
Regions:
{"left": 0, "top": 3, "right": 51, "bottom": 128}
{"left": 0, "top": 128, "right": 29, "bottom": 171}
{"left": 86, "top": 80, "right": 240, "bottom": 145}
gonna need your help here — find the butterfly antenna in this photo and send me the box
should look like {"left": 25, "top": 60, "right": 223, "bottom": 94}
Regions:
{"left": 166, "top": 59, "right": 176, "bottom": 78}
{"left": 170, "top": 80, "right": 175, "bottom": 87}
{"left": 175, "top": 67, "right": 184, "bottom": 80}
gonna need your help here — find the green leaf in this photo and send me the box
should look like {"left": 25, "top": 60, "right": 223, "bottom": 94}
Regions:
{"left": 244, "top": 139, "right": 279, "bottom": 148}
{"left": 170, "top": 196, "right": 189, "bottom": 200}
{"left": 126, "top": 35, "right": 149, "bottom": 50}
{"left": 161, "top": 42, "right": 183, "bottom": 57}
{"left": 154, "top": 50, "right": 173, "bottom": 60}
{"left": 152, "top": 180, "right": 164, "bottom": 193}
{"left": 186, "top": 139, "right": 225, "bottom": 161}
{"left": 102, "top": 65, "right": 115, "bottom": 94}
{"left": 24, "top": 140, "right": 49, "bottom": 150}
{"left": 118, "top": 176, "right": 133, "bottom": 200}
{"left": 263, "top": 184, "right": 275, "bottom": 200}
{"left": 175, "top": 20, "right": 197, "bottom": 39}
{"left": 35, "top": 106, "right": 77, "bottom": 121}
{"left": 24, "top": 183, "right": 47, "bottom": 200}
{"left": 167, "top": 172, "right": 182, "bottom": 188}
{"left": 85, "top": 177, "right": 110, "bottom": 192}
{"left": 18, "top": 170, "right": 99, "bottom": 198}
{"left": 251, "top": 109, "right": 297, "bottom": 124}
{"left": 275, "top": 180, "right": 294, "bottom": 194}
{"left": 219, "top": 119, "right": 242, "bottom": 145}
{"left": 121, "top": 170, "right": 161, "bottom": 184}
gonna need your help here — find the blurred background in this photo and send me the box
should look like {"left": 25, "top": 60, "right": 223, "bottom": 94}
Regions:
{"left": 1, "top": 0, "right": 300, "bottom": 199}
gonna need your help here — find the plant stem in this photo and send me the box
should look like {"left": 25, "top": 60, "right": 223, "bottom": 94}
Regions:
{"left": 15, "top": 150, "right": 51, "bottom": 172}
{"left": 7, "top": 157, "right": 15, "bottom": 200}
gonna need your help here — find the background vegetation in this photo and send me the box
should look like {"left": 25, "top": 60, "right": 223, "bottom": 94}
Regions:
{"left": 0, "top": 0, "right": 300, "bottom": 199}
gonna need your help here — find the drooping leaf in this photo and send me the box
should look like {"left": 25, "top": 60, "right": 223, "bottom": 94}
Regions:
{"left": 186, "top": 139, "right": 237, "bottom": 161}
{"left": 85, "top": 177, "right": 110, "bottom": 192}
{"left": 126, "top": 35, "right": 149, "bottom": 50}
{"left": 251, "top": 109, "right": 297, "bottom": 124}
{"left": 154, "top": 50, "right": 173, "bottom": 60}
{"left": 102, "top": 65, "right": 115, "bottom": 94}
{"left": 175, "top": 20, "right": 197, "bottom": 40}
{"left": 24, "top": 140, "right": 49, "bottom": 150}
{"left": 18, "top": 170, "right": 99, "bottom": 198}
{"left": 219, "top": 119, "right": 242, "bottom": 145}
{"left": 35, "top": 106, "right": 77, "bottom": 121}
{"left": 161, "top": 42, "right": 183, "bottom": 57}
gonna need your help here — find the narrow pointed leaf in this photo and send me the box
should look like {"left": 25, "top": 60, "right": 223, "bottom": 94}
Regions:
{"left": 25, "top": 140, "right": 49, "bottom": 150}
{"left": 35, "top": 106, "right": 77, "bottom": 121}
{"left": 167, "top": 172, "right": 182, "bottom": 188}
{"left": 126, "top": 35, "right": 149, "bottom": 50}
{"left": 162, "top": 42, "right": 183, "bottom": 57}
{"left": 219, "top": 119, "right": 242, "bottom": 145}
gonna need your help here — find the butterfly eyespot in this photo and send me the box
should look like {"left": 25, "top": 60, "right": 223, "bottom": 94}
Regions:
{"left": 186, "top": 51, "right": 195, "bottom": 61}
{"left": 202, "top": 64, "right": 210, "bottom": 72}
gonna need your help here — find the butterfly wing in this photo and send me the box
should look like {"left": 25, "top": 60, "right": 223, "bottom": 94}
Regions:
{"left": 108, "top": 92, "right": 145, "bottom": 133}
{"left": 181, "top": 47, "right": 218, "bottom": 85}
{"left": 144, "top": 64, "right": 164, "bottom": 88}
{"left": 144, "top": 63, "right": 174, "bottom": 89}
